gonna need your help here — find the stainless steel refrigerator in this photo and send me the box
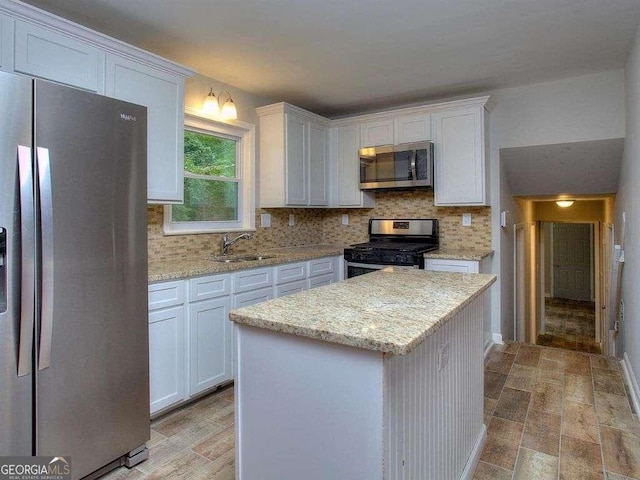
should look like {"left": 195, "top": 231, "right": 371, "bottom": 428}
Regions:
{"left": 0, "top": 71, "right": 150, "bottom": 479}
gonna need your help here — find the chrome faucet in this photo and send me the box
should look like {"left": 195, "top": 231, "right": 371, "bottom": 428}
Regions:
{"left": 221, "top": 232, "right": 253, "bottom": 255}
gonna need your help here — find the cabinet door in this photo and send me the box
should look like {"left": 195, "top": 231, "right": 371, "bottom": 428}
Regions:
{"left": 105, "top": 54, "right": 185, "bottom": 203}
{"left": 425, "top": 259, "right": 479, "bottom": 273}
{"left": 285, "top": 112, "right": 308, "bottom": 205}
{"left": 308, "top": 121, "right": 328, "bottom": 206}
{"left": 14, "top": 20, "right": 102, "bottom": 92}
{"left": 189, "top": 297, "right": 232, "bottom": 396}
{"left": 149, "top": 306, "right": 186, "bottom": 414}
{"left": 336, "top": 125, "right": 363, "bottom": 206}
{"left": 360, "top": 119, "right": 393, "bottom": 147}
{"left": 394, "top": 112, "right": 431, "bottom": 144}
{"left": 433, "top": 107, "right": 485, "bottom": 205}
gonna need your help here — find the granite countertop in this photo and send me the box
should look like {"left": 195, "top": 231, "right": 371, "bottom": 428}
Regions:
{"left": 424, "top": 249, "right": 494, "bottom": 261}
{"left": 230, "top": 267, "right": 496, "bottom": 355}
{"left": 148, "top": 244, "right": 345, "bottom": 283}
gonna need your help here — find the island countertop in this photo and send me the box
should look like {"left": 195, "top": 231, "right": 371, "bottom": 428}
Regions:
{"left": 230, "top": 267, "right": 496, "bottom": 355}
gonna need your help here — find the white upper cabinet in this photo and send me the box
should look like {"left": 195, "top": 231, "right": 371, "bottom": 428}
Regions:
{"left": 432, "top": 98, "right": 489, "bottom": 205}
{"left": 258, "top": 103, "right": 329, "bottom": 207}
{"left": 394, "top": 112, "right": 431, "bottom": 144}
{"left": 360, "top": 118, "right": 394, "bottom": 147}
{"left": 14, "top": 20, "right": 103, "bottom": 92}
{"left": 332, "top": 124, "right": 375, "bottom": 208}
{"left": 106, "top": 53, "right": 186, "bottom": 203}
{"left": 0, "top": 3, "right": 194, "bottom": 204}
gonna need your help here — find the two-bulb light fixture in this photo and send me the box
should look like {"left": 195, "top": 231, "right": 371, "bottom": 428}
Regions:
{"left": 555, "top": 200, "right": 575, "bottom": 208}
{"left": 202, "top": 88, "right": 238, "bottom": 120}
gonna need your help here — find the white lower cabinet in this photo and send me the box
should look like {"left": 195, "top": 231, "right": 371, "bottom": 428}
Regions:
{"left": 148, "top": 286, "right": 186, "bottom": 415}
{"left": 189, "top": 297, "right": 232, "bottom": 397}
{"left": 148, "top": 255, "right": 343, "bottom": 415}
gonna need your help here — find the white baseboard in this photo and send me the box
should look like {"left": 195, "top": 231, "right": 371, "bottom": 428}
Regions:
{"left": 484, "top": 333, "right": 504, "bottom": 359}
{"left": 622, "top": 353, "right": 640, "bottom": 415}
{"left": 460, "top": 424, "right": 487, "bottom": 480}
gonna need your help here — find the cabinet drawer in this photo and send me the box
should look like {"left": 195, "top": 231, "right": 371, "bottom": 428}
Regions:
{"left": 425, "top": 259, "right": 479, "bottom": 273}
{"left": 275, "top": 262, "right": 307, "bottom": 285}
{"left": 14, "top": 21, "right": 101, "bottom": 92}
{"left": 234, "top": 287, "right": 274, "bottom": 308}
{"left": 189, "top": 274, "right": 231, "bottom": 302}
{"left": 233, "top": 267, "right": 273, "bottom": 293}
{"left": 276, "top": 279, "right": 307, "bottom": 298}
{"left": 148, "top": 281, "right": 185, "bottom": 311}
{"left": 309, "top": 257, "right": 335, "bottom": 277}
{"left": 308, "top": 273, "right": 335, "bottom": 289}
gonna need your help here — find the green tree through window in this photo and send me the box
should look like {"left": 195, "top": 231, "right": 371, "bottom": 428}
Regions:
{"left": 172, "top": 130, "right": 239, "bottom": 222}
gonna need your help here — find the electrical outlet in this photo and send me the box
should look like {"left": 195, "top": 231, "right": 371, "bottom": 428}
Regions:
{"left": 260, "top": 213, "right": 271, "bottom": 228}
{"left": 288, "top": 213, "right": 295, "bottom": 227}
{"left": 462, "top": 213, "right": 472, "bottom": 227}
{"left": 438, "top": 342, "right": 450, "bottom": 371}
{"left": 341, "top": 214, "right": 349, "bottom": 225}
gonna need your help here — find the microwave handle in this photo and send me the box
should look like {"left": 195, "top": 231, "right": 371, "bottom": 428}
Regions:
{"left": 410, "top": 150, "right": 417, "bottom": 181}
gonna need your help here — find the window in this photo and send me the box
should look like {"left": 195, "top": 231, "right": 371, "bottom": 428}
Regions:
{"left": 164, "top": 111, "right": 255, "bottom": 234}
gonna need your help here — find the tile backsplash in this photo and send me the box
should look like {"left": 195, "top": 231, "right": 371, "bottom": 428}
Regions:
{"left": 148, "top": 191, "right": 491, "bottom": 262}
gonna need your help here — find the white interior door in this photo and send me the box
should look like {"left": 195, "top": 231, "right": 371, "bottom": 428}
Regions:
{"left": 552, "top": 223, "right": 592, "bottom": 301}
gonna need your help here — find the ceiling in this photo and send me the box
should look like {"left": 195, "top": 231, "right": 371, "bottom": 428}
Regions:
{"left": 501, "top": 138, "right": 624, "bottom": 196}
{"left": 21, "top": 0, "right": 640, "bottom": 117}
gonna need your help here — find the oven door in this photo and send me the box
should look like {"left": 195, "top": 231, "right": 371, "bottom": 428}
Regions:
{"left": 345, "top": 262, "right": 419, "bottom": 279}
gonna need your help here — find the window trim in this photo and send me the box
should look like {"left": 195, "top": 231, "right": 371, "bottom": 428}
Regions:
{"left": 163, "top": 108, "right": 255, "bottom": 235}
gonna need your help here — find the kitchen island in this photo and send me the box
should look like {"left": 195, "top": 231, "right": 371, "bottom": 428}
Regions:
{"left": 230, "top": 268, "right": 496, "bottom": 480}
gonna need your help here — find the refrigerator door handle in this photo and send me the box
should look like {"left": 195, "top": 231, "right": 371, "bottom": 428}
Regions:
{"left": 36, "top": 147, "right": 54, "bottom": 371}
{"left": 17, "top": 146, "right": 35, "bottom": 377}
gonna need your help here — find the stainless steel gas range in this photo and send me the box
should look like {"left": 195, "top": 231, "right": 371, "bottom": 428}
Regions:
{"left": 343, "top": 219, "right": 439, "bottom": 278}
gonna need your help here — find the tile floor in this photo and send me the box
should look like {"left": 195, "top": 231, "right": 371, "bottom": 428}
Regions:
{"left": 100, "top": 343, "right": 639, "bottom": 480}
{"left": 537, "top": 297, "right": 601, "bottom": 354}
{"left": 101, "top": 385, "right": 235, "bottom": 480}
{"left": 476, "top": 342, "right": 640, "bottom": 480}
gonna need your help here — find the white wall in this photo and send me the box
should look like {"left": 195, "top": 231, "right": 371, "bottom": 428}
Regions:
{"left": 488, "top": 70, "right": 625, "bottom": 342}
{"left": 615, "top": 26, "right": 640, "bottom": 385}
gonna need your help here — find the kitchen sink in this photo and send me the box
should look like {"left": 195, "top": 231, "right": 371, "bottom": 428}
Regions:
{"left": 211, "top": 254, "right": 277, "bottom": 263}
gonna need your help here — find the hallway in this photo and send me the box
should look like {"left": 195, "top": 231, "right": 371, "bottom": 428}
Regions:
{"left": 537, "top": 298, "right": 601, "bottom": 354}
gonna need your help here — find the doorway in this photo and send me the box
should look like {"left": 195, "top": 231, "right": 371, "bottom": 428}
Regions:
{"left": 537, "top": 222, "right": 600, "bottom": 353}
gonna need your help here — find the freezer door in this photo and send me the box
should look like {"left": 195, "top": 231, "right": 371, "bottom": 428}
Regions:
{"left": 0, "top": 72, "right": 34, "bottom": 455}
{"left": 34, "top": 80, "right": 149, "bottom": 479}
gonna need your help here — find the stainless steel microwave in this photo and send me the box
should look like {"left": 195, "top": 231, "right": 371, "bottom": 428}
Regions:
{"left": 359, "top": 141, "right": 434, "bottom": 190}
